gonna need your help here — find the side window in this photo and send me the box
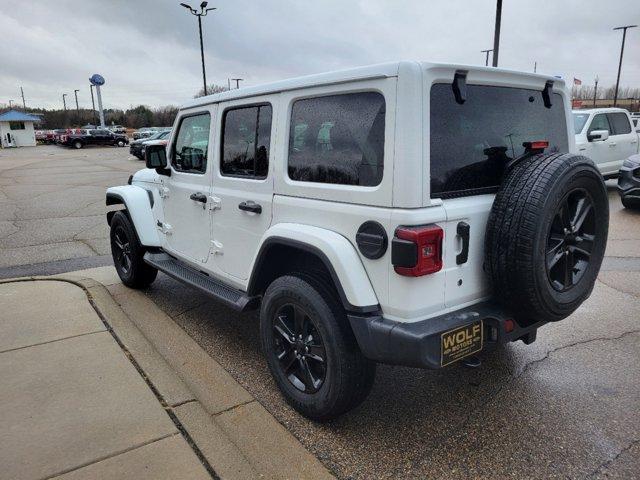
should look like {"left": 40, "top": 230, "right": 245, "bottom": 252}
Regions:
{"left": 9, "top": 122, "right": 25, "bottom": 130}
{"left": 607, "top": 113, "right": 632, "bottom": 135}
{"left": 172, "top": 113, "right": 211, "bottom": 174}
{"left": 588, "top": 114, "right": 611, "bottom": 134}
{"left": 288, "top": 92, "right": 385, "bottom": 186}
{"left": 221, "top": 104, "right": 272, "bottom": 178}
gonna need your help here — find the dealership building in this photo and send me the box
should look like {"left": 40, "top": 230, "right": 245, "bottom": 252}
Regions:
{"left": 0, "top": 110, "right": 41, "bottom": 148}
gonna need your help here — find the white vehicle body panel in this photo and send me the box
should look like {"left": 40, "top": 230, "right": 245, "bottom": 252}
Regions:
{"left": 574, "top": 108, "right": 640, "bottom": 175}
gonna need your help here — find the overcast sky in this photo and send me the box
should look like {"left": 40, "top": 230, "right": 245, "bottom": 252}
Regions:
{"left": 1, "top": 0, "right": 639, "bottom": 110}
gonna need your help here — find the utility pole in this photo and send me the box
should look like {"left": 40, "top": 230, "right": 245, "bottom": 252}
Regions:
{"left": 227, "top": 78, "right": 231, "bottom": 90}
{"left": 62, "top": 94, "right": 67, "bottom": 112}
{"left": 492, "top": 0, "right": 502, "bottom": 67}
{"left": 534, "top": 61, "right": 537, "bottom": 73}
{"left": 231, "top": 78, "right": 243, "bottom": 89}
{"left": 20, "top": 87, "right": 26, "bottom": 109}
{"left": 89, "top": 84, "right": 97, "bottom": 126}
{"left": 180, "top": 2, "right": 216, "bottom": 96}
{"left": 593, "top": 77, "right": 599, "bottom": 107}
{"left": 613, "top": 25, "right": 637, "bottom": 106}
{"left": 481, "top": 49, "right": 493, "bottom": 66}
{"left": 74, "top": 89, "right": 80, "bottom": 123}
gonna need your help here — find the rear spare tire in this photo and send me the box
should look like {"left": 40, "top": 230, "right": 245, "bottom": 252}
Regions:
{"left": 485, "top": 153, "right": 608, "bottom": 323}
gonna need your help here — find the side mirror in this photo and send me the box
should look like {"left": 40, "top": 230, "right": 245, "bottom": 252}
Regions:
{"left": 145, "top": 144, "right": 170, "bottom": 175}
{"left": 587, "top": 129, "right": 609, "bottom": 142}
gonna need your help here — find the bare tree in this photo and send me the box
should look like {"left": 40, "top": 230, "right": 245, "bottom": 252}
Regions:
{"left": 194, "top": 83, "right": 229, "bottom": 98}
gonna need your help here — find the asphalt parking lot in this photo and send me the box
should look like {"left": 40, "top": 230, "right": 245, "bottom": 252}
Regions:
{"left": 1, "top": 145, "right": 639, "bottom": 479}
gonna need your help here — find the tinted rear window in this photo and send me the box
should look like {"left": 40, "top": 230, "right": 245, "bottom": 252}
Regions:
{"left": 288, "top": 92, "right": 385, "bottom": 186}
{"left": 430, "top": 84, "right": 568, "bottom": 198}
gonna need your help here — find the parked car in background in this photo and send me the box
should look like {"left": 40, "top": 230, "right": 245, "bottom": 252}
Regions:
{"left": 129, "top": 130, "right": 171, "bottom": 159}
{"left": 618, "top": 154, "right": 640, "bottom": 209}
{"left": 573, "top": 108, "right": 640, "bottom": 178}
{"left": 133, "top": 127, "right": 158, "bottom": 140}
{"left": 107, "top": 125, "right": 127, "bottom": 134}
{"left": 62, "top": 128, "right": 128, "bottom": 149}
{"left": 53, "top": 129, "right": 68, "bottom": 144}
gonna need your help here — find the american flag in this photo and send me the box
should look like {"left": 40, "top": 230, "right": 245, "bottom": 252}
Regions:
{"left": 573, "top": 78, "right": 582, "bottom": 86}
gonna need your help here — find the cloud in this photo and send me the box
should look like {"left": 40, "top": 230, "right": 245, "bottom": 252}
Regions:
{"left": 0, "top": 0, "right": 638, "bottom": 109}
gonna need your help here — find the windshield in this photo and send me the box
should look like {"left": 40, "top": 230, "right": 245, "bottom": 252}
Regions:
{"left": 573, "top": 113, "right": 590, "bottom": 134}
{"left": 430, "top": 83, "right": 568, "bottom": 198}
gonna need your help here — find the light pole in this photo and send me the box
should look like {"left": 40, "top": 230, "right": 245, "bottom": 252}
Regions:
{"left": 20, "top": 87, "right": 26, "bottom": 109}
{"left": 62, "top": 94, "right": 67, "bottom": 112}
{"left": 231, "top": 78, "right": 243, "bottom": 89}
{"left": 89, "top": 84, "right": 97, "bottom": 126}
{"left": 180, "top": 2, "right": 216, "bottom": 96}
{"left": 492, "top": 0, "right": 502, "bottom": 67}
{"left": 481, "top": 49, "right": 493, "bottom": 66}
{"left": 74, "top": 89, "right": 80, "bottom": 123}
{"left": 613, "top": 25, "right": 637, "bottom": 106}
{"left": 8, "top": 100, "right": 14, "bottom": 108}
{"left": 593, "top": 76, "right": 599, "bottom": 107}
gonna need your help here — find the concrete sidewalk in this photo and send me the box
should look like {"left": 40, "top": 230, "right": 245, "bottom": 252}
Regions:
{"left": 0, "top": 270, "right": 334, "bottom": 480}
{"left": 0, "top": 279, "right": 211, "bottom": 480}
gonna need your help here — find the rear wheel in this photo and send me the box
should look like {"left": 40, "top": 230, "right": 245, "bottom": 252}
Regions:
{"left": 485, "top": 153, "right": 609, "bottom": 323}
{"left": 117, "top": 140, "right": 125, "bottom": 147}
{"left": 74, "top": 141, "right": 83, "bottom": 149}
{"left": 110, "top": 211, "right": 157, "bottom": 288}
{"left": 260, "top": 275, "right": 376, "bottom": 421}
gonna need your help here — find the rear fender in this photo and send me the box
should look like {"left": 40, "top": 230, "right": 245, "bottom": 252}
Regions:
{"left": 249, "top": 223, "right": 379, "bottom": 312}
{"left": 106, "top": 185, "right": 161, "bottom": 247}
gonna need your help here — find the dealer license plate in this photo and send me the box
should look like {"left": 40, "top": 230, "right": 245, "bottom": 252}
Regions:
{"left": 440, "top": 320, "right": 483, "bottom": 367}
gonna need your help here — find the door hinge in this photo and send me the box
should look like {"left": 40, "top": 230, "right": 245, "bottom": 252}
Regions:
{"left": 159, "top": 187, "right": 170, "bottom": 198}
{"left": 208, "top": 196, "right": 222, "bottom": 211}
{"left": 210, "top": 239, "right": 223, "bottom": 255}
{"left": 156, "top": 220, "right": 173, "bottom": 235}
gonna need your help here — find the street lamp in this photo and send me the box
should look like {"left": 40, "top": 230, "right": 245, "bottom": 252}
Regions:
{"left": 231, "top": 78, "right": 243, "bottom": 89}
{"left": 612, "top": 25, "right": 637, "bottom": 106}
{"left": 480, "top": 49, "right": 493, "bottom": 67}
{"left": 74, "top": 89, "right": 80, "bottom": 123}
{"left": 180, "top": 1, "right": 216, "bottom": 96}
{"left": 492, "top": 0, "right": 502, "bottom": 67}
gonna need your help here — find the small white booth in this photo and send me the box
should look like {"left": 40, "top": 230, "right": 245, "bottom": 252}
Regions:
{"left": 0, "top": 110, "right": 40, "bottom": 148}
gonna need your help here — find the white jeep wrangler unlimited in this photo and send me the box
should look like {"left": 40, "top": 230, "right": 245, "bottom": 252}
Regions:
{"left": 107, "top": 61, "right": 608, "bottom": 420}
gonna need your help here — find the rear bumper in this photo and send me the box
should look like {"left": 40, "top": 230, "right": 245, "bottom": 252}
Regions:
{"left": 348, "top": 302, "right": 544, "bottom": 369}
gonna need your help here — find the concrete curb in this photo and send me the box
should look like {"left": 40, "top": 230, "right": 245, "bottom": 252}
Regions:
{"left": 1, "top": 273, "right": 334, "bottom": 480}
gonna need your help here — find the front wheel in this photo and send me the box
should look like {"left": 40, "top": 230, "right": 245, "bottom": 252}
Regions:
{"left": 117, "top": 140, "right": 125, "bottom": 147}
{"left": 110, "top": 211, "right": 157, "bottom": 288}
{"left": 260, "top": 275, "right": 376, "bottom": 421}
{"left": 74, "top": 141, "right": 83, "bottom": 149}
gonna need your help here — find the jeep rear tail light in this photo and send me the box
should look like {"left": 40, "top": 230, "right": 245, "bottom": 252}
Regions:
{"left": 392, "top": 225, "right": 443, "bottom": 276}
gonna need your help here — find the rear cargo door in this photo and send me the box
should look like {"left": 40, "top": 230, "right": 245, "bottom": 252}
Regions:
{"left": 429, "top": 82, "right": 570, "bottom": 308}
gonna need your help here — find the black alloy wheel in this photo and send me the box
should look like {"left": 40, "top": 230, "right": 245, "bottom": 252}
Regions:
{"left": 272, "top": 303, "right": 327, "bottom": 393}
{"left": 112, "top": 225, "right": 132, "bottom": 275}
{"left": 546, "top": 188, "right": 596, "bottom": 292}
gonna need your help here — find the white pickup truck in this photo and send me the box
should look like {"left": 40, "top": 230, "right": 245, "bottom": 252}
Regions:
{"left": 573, "top": 108, "right": 640, "bottom": 177}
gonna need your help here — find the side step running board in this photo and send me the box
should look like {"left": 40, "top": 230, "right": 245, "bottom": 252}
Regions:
{"left": 143, "top": 252, "right": 259, "bottom": 312}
